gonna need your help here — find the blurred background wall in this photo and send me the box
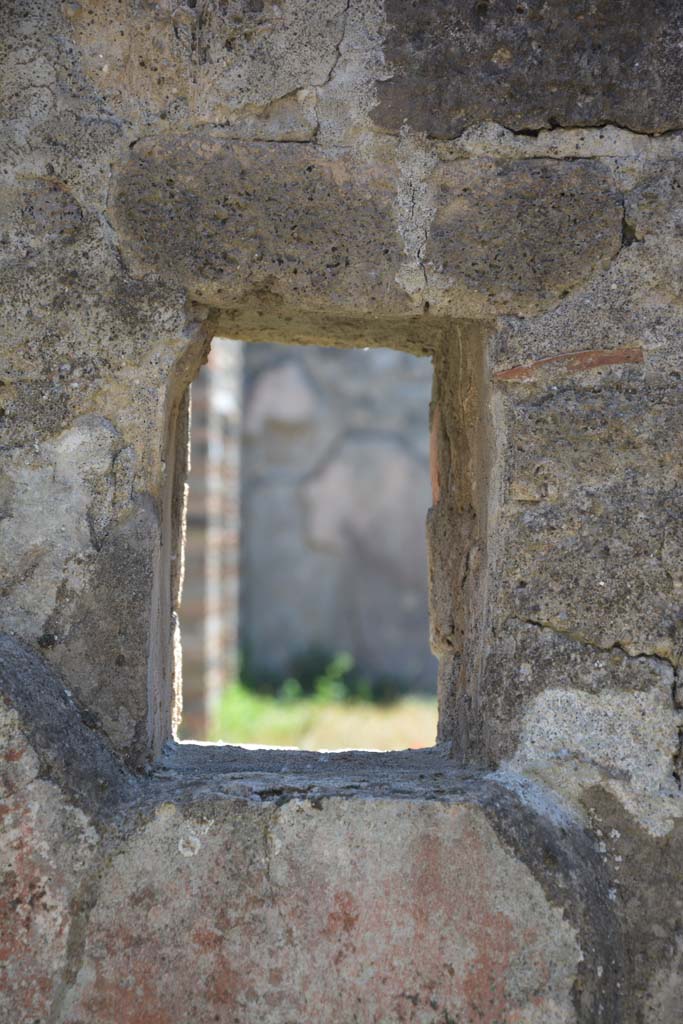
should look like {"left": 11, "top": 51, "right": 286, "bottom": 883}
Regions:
{"left": 180, "top": 339, "right": 436, "bottom": 743}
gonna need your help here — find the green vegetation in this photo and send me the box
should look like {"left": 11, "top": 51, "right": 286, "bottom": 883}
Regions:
{"left": 207, "top": 652, "right": 438, "bottom": 750}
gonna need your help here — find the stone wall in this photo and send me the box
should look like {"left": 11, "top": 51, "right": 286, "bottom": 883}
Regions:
{"left": 2, "top": 1, "right": 682, "bottom": 1020}
{"left": 241, "top": 340, "right": 436, "bottom": 692}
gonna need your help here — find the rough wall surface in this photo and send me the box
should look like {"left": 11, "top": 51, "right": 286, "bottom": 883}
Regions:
{"left": 241, "top": 340, "right": 436, "bottom": 692}
{"left": 1, "top": 637, "right": 619, "bottom": 1024}
{"left": 1, "top": 1, "right": 682, "bottom": 1020}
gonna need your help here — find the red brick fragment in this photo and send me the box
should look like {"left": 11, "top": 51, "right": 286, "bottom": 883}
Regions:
{"left": 430, "top": 403, "right": 441, "bottom": 504}
{"left": 494, "top": 346, "right": 644, "bottom": 382}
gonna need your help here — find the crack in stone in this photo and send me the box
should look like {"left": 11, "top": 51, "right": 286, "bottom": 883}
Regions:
{"left": 620, "top": 206, "right": 640, "bottom": 249}
{"left": 322, "top": 0, "right": 352, "bottom": 89}
{"left": 409, "top": 181, "right": 429, "bottom": 293}
{"left": 674, "top": 666, "right": 682, "bottom": 711}
{"left": 395, "top": 132, "right": 437, "bottom": 302}
{"left": 126, "top": 125, "right": 320, "bottom": 150}
{"left": 122, "top": 115, "right": 683, "bottom": 169}
{"left": 507, "top": 615, "right": 683, "bottom": 790}
{"left": 308, "top": 0, "right": 352, "bottom": 138}
{"left": 435, "top": 122, "right": 683, "bottom": 168}
{"left": 502, "top": 120, "right": 683, "bottom": 140}
{"left": 505, "top": 614, "right": 679, "bottom": 673}
{"left": 673, "top": 725, "right": 683, "bottom": 789}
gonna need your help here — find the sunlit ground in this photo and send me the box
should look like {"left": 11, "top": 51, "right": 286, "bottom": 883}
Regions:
{"left": 208, "top": 682, "right": 438, "bottom": 751}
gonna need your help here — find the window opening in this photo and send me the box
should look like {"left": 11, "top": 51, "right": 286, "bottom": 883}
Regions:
{"left": 179, "top": 338, "right": 437, "bottom": 751}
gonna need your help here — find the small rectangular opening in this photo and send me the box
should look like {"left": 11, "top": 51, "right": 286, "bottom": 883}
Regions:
{"left": 179, "top": 338, "right": 436, "bottom": 751}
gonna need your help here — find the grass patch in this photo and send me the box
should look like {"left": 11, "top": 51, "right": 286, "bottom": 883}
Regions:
{"left": 206, "top": 653, "right": 438, "bottom": 750}
{"left": 207, "top": 682, "right": 437, "bottom": 750}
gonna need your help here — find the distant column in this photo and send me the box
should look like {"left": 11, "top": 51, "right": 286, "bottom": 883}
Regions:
{"left": 180, "top": 340, "right": 242, "bottom": 739}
